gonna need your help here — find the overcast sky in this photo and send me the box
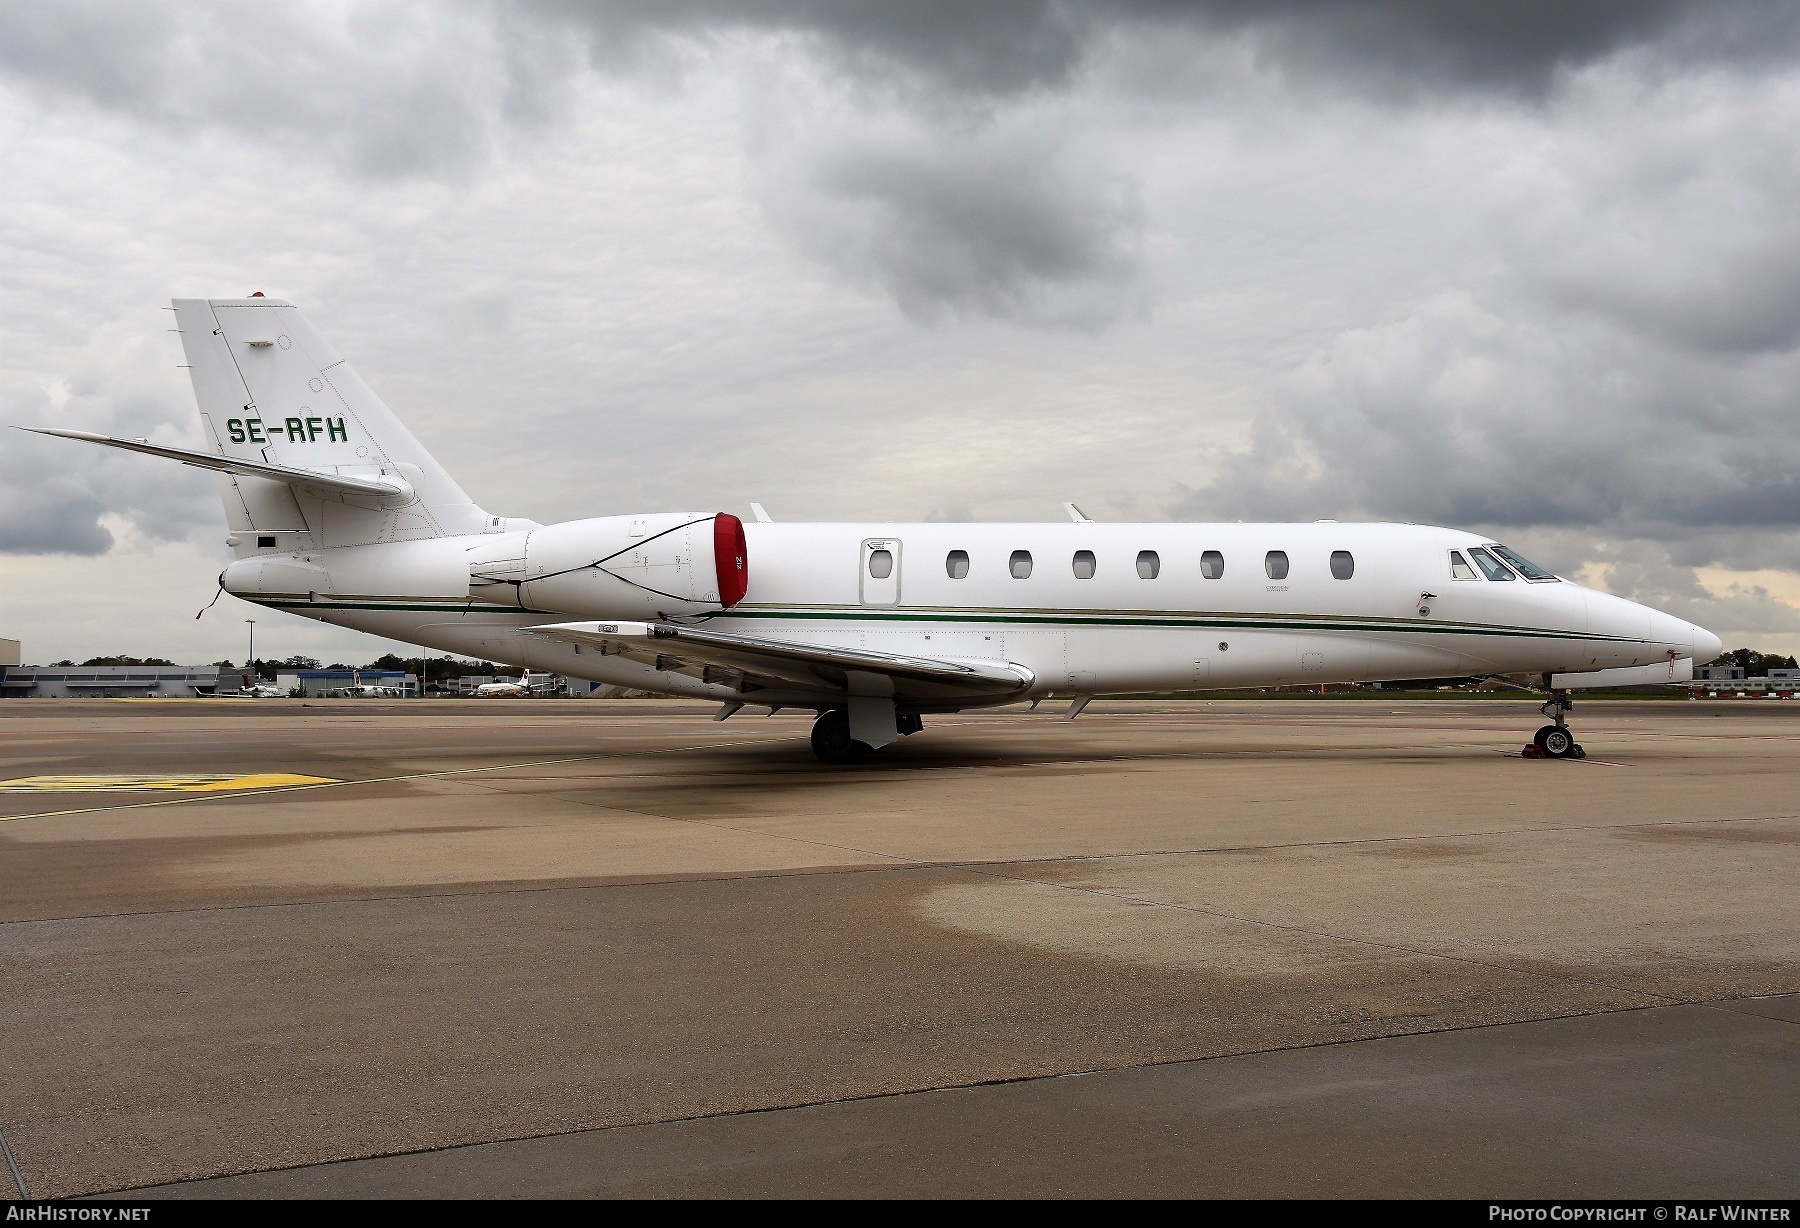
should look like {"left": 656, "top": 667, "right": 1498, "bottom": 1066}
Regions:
{"left": 4, "top": 0, "right": 1800, "bottom": 665}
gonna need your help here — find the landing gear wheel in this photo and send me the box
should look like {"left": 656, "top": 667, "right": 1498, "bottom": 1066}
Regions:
{"left": 810, "top": 709, "right": 871, "bottom": 765}
{"left": 1526, "top": 690, "right": 1583, "bottom": 760}
{"left": 1537, "top": 725, "right": 1576, "bottom": 758}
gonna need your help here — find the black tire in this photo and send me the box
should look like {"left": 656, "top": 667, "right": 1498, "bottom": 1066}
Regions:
{"left": 1540, "top": 726, "right": 1575, "bottom": 758}
{"left": 810, "top": 709, "right": 865, "bottom": 765}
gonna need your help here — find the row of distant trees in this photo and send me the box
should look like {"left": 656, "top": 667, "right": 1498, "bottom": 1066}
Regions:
{"left": 48, "top": 653, "right": 512, "bottom": 682}
{"left": 220, "top": 654, "right": 510, "bottom": 683}
{"left": 1718, "top": 649, "right": 1798, "bottom": 674}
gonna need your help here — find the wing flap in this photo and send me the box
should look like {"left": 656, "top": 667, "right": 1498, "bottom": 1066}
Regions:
{"left": 525, "top": 620, "right": 1033, "bottom": 700}
{"left": 22, "top": 428, "right": 415, "bottom": 505}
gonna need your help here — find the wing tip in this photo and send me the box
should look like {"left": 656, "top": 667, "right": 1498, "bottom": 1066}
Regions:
{"left": 18, "top": 426, "right": 104, "bottom": 441}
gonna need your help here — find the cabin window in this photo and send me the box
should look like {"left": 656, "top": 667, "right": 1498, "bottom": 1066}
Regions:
{"left": 1135, "top": 550, "right": 1160, "bottom": 579}
{"left": 257, "top": 536, "right": 276, "bottom": 549}
{"left": 1264, "top": 550, "right": 1289, "bottom": 580}
{"left": 946, "top": 550, "right": 970, "bottom": 579}
{"left": 868, "top": 549, "right": 893, "bottom": 580}
{"left": 1330, "top": 550, "right": 1354, "bottom": 580}
{"left": 1200, "top": 550, "right": 1224, "bottom": 579}
{"left": 1450, "top": 550, "right": 1478, "bottom": 581}
{"left": 1072, "top": 550, "right": 1096, "bottom": 579}
{"left": 1010, "top": 550, "right": 1033, "bottom": 579}
{"left": 1467, "top": 546, "right": 1515, "bottom": 581}
{"left": 1490, "top": 544, "right": 1559, "bottom": 582}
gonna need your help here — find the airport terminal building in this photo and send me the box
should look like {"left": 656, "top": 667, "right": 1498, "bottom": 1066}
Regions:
{"left": 1695, "top": 664, "right": 1800, "bottom": 684}
{"left": 277, "top": 669, "right": 418, "bottom": 697}
{"left": 0, "top": 664, "right": 230, "bottom": 698}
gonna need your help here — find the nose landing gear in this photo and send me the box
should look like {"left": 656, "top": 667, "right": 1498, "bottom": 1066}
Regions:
{"left": 1524, "top": 690, "right": 1585, "bottom": 759}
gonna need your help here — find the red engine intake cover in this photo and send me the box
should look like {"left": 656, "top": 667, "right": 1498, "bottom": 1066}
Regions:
{"left": 713, "top": 512, "right": 749, "bottom": 607}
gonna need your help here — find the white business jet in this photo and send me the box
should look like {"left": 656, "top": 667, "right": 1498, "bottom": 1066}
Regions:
{"left": 474, "top": 674, "right": 535, "bottom": 698}
{"left": 334, "top": 669, "right": 404, "bottom": 698}
{"left": 29, "top": 297, "right": 1721, "bottom": 763}
{"left": 232, "top": 671, "right": 283, "bottom": 699}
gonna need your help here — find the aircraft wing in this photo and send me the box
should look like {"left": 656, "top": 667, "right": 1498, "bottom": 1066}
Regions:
{"left": 524, "top": 620, "right": 1034, "bottom": 701}
{"left": 21, "top": 428, "right": 415, "bottom": 504}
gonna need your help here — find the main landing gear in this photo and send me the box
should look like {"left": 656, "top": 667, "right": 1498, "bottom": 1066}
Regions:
{"left": 810, "top": 708, "right": 924, "bottom": 765}
{"left": 810, "top": 709, "right": 870, "bottom": 765}
{"left": 1523, "top": 690, "right": 1586, "bottom": 760}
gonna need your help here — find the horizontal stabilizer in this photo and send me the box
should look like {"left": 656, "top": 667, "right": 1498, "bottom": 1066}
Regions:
{"left": 21, "top": 428, "right": 416, "bottom": 505}
{"left": 525, "top": 620, "right": 1033, "bottom": 701}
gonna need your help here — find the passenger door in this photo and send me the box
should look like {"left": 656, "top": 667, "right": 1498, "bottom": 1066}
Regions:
{"left": 861, "top": 538, "right": 901, "bottom": 606}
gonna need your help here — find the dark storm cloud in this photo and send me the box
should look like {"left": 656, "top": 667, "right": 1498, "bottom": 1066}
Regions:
{"left": 518, "top": 0, "right": 1800, "bottom": 330}
{"left": 9, "top": 0, "right": 1762, "bottom": 126}
{"left": 1170, "top": 289, "right": 1800, "bottom": 572}
{"left": 1153, "top": 0, "right": 1797, "bottom": 99}
{"left": 768, "top": 131, "right": 1144, "bottom": 327}
{"left": 1542, "top": 249, "right": 1800, "bottom": 358}
{"left": 0, "top": 468, "right": 113, "bottom": 555}
{"left": 1676, "top": 479, "right": 1800, "bottom": 531}
{"left": 1, "top": 407, "right": 214, "bottom": 557}
{"left": 1584, "top": 541, "right": 1800, "bottom": 634}
{"left": 6, "top": 2, "right": 1793, "bottom": 172}
{"left": 529, "top": 0, "right": 1092, "bottom": 96}
{"left": 4, "top": 1, "right": 1793, "bottom": 332}
{"left": 531, "top": 0, "right": 1797, "bottom": 100}
{"left": 0, "top": 1, "right": 578, "bottom": 180}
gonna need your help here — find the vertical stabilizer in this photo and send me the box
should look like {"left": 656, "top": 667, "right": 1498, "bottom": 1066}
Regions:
{"left": 174, "top": 297, "right": 493, "bottom": 548}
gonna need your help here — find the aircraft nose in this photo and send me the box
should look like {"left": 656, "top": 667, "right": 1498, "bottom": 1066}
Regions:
{"left": 1692, "top": 623, "right": 1723, "bottom": 666}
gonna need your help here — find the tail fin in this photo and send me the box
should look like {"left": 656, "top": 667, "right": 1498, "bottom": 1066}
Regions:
{"left": 174, "top": 298, "right": 492, "bottom": 548}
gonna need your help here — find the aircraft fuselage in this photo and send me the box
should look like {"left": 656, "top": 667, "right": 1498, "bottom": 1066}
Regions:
{"left": 226, "top": 518, "right": 1713, "bottom": 708}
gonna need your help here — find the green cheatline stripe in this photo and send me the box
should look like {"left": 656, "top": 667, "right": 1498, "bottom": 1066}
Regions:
{"left": 719, "top": 605, "right": 1645, "bottom": 644}
{"left": 255, "top": 593, "right": 1648, "bottom": 647}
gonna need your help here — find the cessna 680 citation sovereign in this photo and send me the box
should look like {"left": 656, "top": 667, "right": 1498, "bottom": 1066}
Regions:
{"left": 31, "top": 297, "right": 1722, "bottom": 763}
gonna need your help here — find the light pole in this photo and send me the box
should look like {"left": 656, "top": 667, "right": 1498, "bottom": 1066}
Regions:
{"left": 245, "top": 620, "right": 255, "bottom": 675}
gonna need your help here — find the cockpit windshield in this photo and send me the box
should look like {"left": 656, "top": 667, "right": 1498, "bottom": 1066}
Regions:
{"left": 1467, "top": 547, "right": 1515, "bottom": 581}
{"left": 1489, "top": 545, "right": 1558, "bottom": 581}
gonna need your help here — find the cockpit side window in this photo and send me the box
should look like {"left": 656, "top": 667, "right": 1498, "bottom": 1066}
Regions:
{"left": 1467, "top": 546, "right": 1515, "bottom": 581}
{"left": 1449, "top": 550, "right": 1478, "bottom": 581}
{"left": 1490, "top": 544, "right": 1559, "bottom": 582}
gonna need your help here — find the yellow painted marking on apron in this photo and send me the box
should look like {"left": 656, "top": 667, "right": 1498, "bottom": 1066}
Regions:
{"left": 0, "top": 773, "right": 337, "bottom": 794}
{"left": 0, "top": 734, "right": 812, "bottom": 822}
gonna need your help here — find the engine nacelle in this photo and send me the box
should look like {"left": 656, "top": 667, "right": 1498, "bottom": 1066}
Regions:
{"left": 467, "top": 511, "right": 748, "bottom": 618}
{"left": 223, "top": 536, "right": 472, "bottom": 601}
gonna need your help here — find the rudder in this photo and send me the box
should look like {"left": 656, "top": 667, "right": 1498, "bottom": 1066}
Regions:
{"left": 175, "top": 297, "right": 493, "bottom": 549}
